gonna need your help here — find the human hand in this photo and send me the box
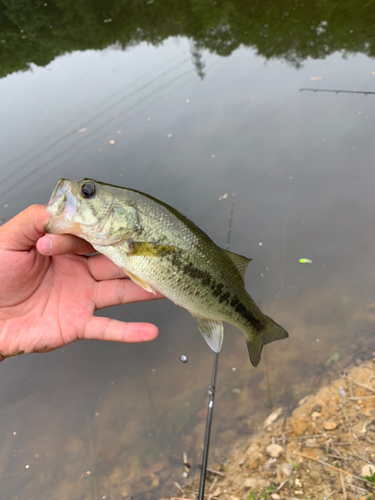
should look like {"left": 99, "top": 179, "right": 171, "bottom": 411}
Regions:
{"left": 0, "top": 205, "right": 162, "bottom": 361}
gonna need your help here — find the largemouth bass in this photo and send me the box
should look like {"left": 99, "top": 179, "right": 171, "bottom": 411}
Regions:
{"left": 46, "top": 178, "right": 288, "bottom": 366}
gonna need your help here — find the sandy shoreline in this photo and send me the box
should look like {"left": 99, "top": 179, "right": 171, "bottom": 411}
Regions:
{"left": 174, "top": 360, "right": 375, "bottom": 500}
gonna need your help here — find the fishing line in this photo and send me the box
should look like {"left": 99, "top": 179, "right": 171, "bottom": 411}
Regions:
{"left": 197, "top": 193, "right": 235, "bottom": 500}
{"left": 265, "top": 174, "right": 294, "bottom": 410}
{"left": 300, "top": 88, "right": 375, "bottom": 95}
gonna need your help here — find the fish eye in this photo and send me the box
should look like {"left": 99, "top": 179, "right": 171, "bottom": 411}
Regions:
{"left": 81, "top": 182, "right": 96, "bottom": 199}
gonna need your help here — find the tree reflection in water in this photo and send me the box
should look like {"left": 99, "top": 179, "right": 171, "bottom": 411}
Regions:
{"left": 1, "top": 0, "right": 375, "bottom": 79}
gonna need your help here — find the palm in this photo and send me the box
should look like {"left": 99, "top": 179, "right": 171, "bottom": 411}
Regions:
{"left": 5, "top": 250, "right": 100, "bottom": 354}
{"left": 36, "top": 254, "right": 100, "bottom": 348}
{"left": 0, "top": 205, "right": 161, "bottom": 360}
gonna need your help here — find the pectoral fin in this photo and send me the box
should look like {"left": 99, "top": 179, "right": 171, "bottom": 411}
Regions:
{"left": 191, "top": 314, "right": 224, "bottom": 352}
{"left": 224, "top": 250, "right": 252, "bottom": 279}
{"left": 126, "top": 270, "right": 156, "bottom": 294}
{"left": 127, "top": 241, "right": 180, "bottom": 258}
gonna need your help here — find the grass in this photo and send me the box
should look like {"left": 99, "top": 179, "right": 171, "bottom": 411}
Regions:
{"left": 247, "top": 484, "right": 277, "bottom": 500}
{"left": 362, "top": 470, "right": 375, "bottom": 484}
{"left": 261, "top": 484, "right": 277, "bottom": 498}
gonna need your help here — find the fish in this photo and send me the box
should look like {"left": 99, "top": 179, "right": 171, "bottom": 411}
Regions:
{"left": 46, "top": 178, "right": 288, "bottom": 366}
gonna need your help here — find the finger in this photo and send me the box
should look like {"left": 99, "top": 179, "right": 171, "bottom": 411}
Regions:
{"left": 37, "top": 234, "right": 95, "bottom": 256}
{"left": 94, "top": 278, "right": 164, "bottom": 309}
{"left": 0, "top": 204, "right": 50, "bottom": 251}
{"left": 87, "top": 253, "right": 128, "bottom": 281}
{"left": 83, "top": 316, "right": 159, "bottom": 343}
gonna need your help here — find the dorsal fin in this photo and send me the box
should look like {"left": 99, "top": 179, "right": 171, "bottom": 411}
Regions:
{"left": 224, "top": 250, "right": 252, "bottom": 279}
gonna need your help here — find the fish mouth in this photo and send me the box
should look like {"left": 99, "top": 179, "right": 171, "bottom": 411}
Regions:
{"left": 46, "top": 179, "right": 79, "bottom": 234}
{"left": 45, "top": 178, "right": 117, "bottom": 242}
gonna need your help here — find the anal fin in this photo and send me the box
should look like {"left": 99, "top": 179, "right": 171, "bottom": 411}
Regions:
{"left": 191, "top": 314, "right": 224, "bottom": 352}
{"left": 126, "top": 270, "right": 156, "bottom": 295}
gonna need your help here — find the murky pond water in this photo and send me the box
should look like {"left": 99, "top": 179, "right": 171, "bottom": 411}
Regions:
{"left": 1, "top": 1, "right": 375, "bottom": 499}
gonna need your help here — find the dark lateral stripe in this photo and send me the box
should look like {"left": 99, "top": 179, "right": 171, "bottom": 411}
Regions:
{"left": 171, "top": 256, "right": 262, "bottom": 332}
{"left": 231, "top": 298, "right": 262, "bottom": 331}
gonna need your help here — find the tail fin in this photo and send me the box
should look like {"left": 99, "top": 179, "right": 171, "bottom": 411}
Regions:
{"left": 245, "top": 316, "right": 288, "bottom": 367}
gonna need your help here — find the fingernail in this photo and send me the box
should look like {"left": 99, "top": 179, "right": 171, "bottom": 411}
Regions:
{"left": 38, "top": 236, "right": 52, "bottom": 255}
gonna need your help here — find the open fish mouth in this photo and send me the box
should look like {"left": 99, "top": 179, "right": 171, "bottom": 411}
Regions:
{"left": 45, "top": 178, "right": 117, "bottom": 241}
{"left": 45, "top": 179, "right": 79, "bottom": 233}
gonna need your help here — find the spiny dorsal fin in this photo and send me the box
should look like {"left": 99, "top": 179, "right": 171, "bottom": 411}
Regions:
{"left": 191, "top": 314, "right": 224, "bottom": 352}
{"left": 224, "top": 250, "right": 252, "bottom": 279}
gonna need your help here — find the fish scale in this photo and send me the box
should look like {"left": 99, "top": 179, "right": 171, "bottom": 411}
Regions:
{"left": 46, "top": 178, "right": 288, "bottom": 367}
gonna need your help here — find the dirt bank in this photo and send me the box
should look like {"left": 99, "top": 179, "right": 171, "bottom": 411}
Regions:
{"left": 174, "top": 360, "right": 375, "bottom": 500}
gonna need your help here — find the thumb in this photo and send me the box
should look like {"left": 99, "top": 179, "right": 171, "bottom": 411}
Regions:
{"left": 0, "top": 205, "right": 50, "bottom": 251}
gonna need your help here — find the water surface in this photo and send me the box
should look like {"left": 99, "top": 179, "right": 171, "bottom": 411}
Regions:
{"left": 1, "top": 1, "right": 375, "bottom": 498}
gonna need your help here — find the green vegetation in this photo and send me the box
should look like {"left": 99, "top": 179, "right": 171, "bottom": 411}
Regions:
{"left": 1, "top": 0, "right": 375, "bottom": 79}
{"left": 324, "top": 351, "right": 340, "bottom": 366}
{"left": 261, "top": 484, "right": 277, "bottom": 498}
{"left": 362, "top": 470, "right": 375, "bottom": 483}
{"left": 247, "top": 493, "right": 257, "bottom": 500}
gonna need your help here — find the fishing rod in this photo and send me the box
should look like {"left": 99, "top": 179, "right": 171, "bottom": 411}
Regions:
{"left": 197, "top": 193, "right": 235, "bottom": 500}
{"left": 300, "top": 88, "right": 375, "bottom": 95}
